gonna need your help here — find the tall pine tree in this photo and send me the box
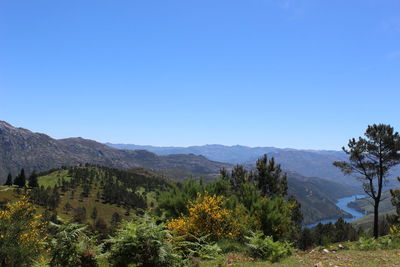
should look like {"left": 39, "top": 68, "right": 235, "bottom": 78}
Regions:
{"left": 230, "top": 165, "right": 248, "bottom": 192}
{"left": 255, "top": 154, "right": 288, "bottom": 198}
{"left": 334, "top": 124, "right": 400, "bottom": 238}
{"left": 28, "top": 170, "right": 39, "bottom": 188}
{"left": 14, "top": 169, "right": 26, "bottom": 188}
{"left": 4, "top": 173, "right": 13, "bottom": 186}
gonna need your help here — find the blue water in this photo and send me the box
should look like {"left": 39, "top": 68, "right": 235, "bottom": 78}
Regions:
{"left": 304, "top": 194, "right": 367, "bottom": 228}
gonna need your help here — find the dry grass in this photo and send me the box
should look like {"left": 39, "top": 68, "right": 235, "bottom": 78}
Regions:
{"left": 201, "top": 249, "right": 400, "bottom": 267}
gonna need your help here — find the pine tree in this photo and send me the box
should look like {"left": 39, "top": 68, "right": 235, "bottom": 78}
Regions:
{"left": 255, "top": 155, "right": 288, "bottom": 198}
{"left": 230, "top": 165, "right": 248, "bottom": 192}
{"left": 20, "top": 169, "right": 26, "bottom": 186}
{"left": 28, "top": 171, "right": 39, "bottom": 188}
{"left": 13, "top": 173, "right": 19, "bottom": 186}
{"left": 4, "top": 173, "right": 13, "bottom": 186}
{"left": 14, "top": 169, "right": 26, "bottom": 188}
{"left": 51, "top": 186, "right": 61, "bottom": 209}
{"left": 111, "top": 212, "right": 122, "bottom": 227}
{"left": 299, "top": 228, "right": 314, "bottom": 250}
{"left": 334, "top": 124, "right": 400, "bottom": 238}
{"left": 91, "top": 207, "right": 98, "bottom": 220}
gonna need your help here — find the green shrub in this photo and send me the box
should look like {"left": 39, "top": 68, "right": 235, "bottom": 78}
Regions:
{"left": 157, "top": 179, "right": 203, "bottom": 218}
{"left": 254, "top": 197, "right": 299, "bottom": 241}
{"left": 217, "top": 239, "right": 247, "bottom": 253}
{"left": 352, "top": 236, "right": 381, "bottom": 250}
{"left": 350, "top": 235, "right": 400, "bottom": 251}
{"left": 32, "top": 261, "right": 50, "bottom": 267}
{"left": 107, "top": 213, "right": 181, "bottom": 267}
{"left": 173, "top": 234, "right": 222, "bottom": 261}
{"left": 49, "top": 223, "right": 98, "bottom": 267}
{"left": 245, "top": 231, "right": 293, "bottom": 262}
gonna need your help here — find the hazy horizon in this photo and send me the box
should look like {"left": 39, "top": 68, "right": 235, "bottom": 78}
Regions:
{"left": 106, "top": 141, "right": 344, "bottom": 152}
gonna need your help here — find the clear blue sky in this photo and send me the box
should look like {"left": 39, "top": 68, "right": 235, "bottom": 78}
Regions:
{"left": 1, "top": 0, "right": 400, "bottom": 150}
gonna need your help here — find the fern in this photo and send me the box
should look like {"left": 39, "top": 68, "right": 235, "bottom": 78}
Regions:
{"left": 49, "top": 222, "right": 98, "bottom": 267}
{"left": 245, "top": 231, "right": 293, "bottom": 262}
{"left": 173, "top": 234, "right": 222, "bottom": 260}
{"left": 107, "top": 213, "right": 182, "bottom": 267}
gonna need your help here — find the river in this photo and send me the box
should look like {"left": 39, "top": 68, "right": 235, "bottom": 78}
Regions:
{"left": 304, "top": 194, "right": 367, "bottom": 228}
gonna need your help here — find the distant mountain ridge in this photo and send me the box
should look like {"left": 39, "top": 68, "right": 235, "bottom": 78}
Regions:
{"left": 106, "top": 143, "right": 400, "bottom": 187}
{"left": 0, "top": 120, "right": 362, "bottom": 224}
{"left": 0, "top": 121, "right": 228, "bottom": 182}
{"left": 106, "top": 143, "right": 351, "bottom": 184}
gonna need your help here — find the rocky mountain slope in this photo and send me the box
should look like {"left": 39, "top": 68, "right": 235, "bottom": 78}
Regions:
{"left": 0, "top": 121, "right": 228, "bottom": 182}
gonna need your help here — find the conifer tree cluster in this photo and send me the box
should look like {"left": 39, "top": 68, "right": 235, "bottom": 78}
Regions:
{"left": 4, "top": 169, "right": 40, "bottom": 188}
{"left": 13, "top": 169, "right": 26, "bottom": 187}
{"left": 30, "top": 185, "right": 61, "bottom": 210}
{"left": 220, "top": 154, "right": 288, "bottom": 199}
{"left": 299, "top": 218, "right": 362, "bottom": 250}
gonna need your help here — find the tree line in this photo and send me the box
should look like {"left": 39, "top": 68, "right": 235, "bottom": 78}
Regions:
{"left": 4, "top": 168, "right": 39, "bottom": 188}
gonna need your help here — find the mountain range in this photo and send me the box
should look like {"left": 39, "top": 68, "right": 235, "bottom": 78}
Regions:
{"left": 106, "top": 143, "right": 400, "bottom": 188}
{"left": 0, "top": 120, "right": 365, "bottom": 223}
{"left": 0, "top": 121, "right": 227, "bottom": 181}
{"left": 105, "top": 144, "right": 352, "bottom": 185}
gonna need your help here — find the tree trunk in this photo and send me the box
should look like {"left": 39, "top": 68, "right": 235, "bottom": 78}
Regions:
{"left": 373, "top": 200, "right": 380, "bottom": 239}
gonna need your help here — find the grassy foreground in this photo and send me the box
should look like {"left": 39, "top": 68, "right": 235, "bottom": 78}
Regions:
{"left": 201, "top": 249, "right": 400, "bottom": 267}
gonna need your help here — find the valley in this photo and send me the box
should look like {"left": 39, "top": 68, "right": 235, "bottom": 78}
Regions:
{"left": 107, "top": 143, "right": 400, "bottom": 188}
{"left": 0, "top": 121, "right": 361, "bottom": 225}
{"left": 305, "top": 194, "right": 366, "bottom": 228}
{"left": 2, "top": 121, "right": 400, "bottom": 266}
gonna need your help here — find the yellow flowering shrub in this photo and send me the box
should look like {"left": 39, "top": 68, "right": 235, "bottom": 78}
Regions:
{"left": 390, "top": 225, "right": 400, "bottom": 238}
{"left": 167, "top": 192, "right": 241, "bottom": 240}
{"left": 0, "top": 196, "right": 48, "bottom": 265}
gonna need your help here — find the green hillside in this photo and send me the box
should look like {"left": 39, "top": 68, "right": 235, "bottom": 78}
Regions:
{"left": 0, "top": 166, "right": 171, "bottom": 227}
{"left": 0, "top": 165, "right": 357, "bottom": 226}
{"left": 349, "top": 191, "right": 397, "bottom": 230}
{"left": 287, "top": 172, "right": 358, "bottom": 224}
{"left": 351, "top": 210, "right": 395, "bottom": 230}
{"left": 38, "top": 169, "right": 72, "bottom": 187}
{"left": 38, "top": 169, "right": 131, "bottom": 224}
{"left": 348, "top": 191, "right": 395, "bottom": 215}
{"left": 39, "top": 166, "right": 358, "bottom": 226}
